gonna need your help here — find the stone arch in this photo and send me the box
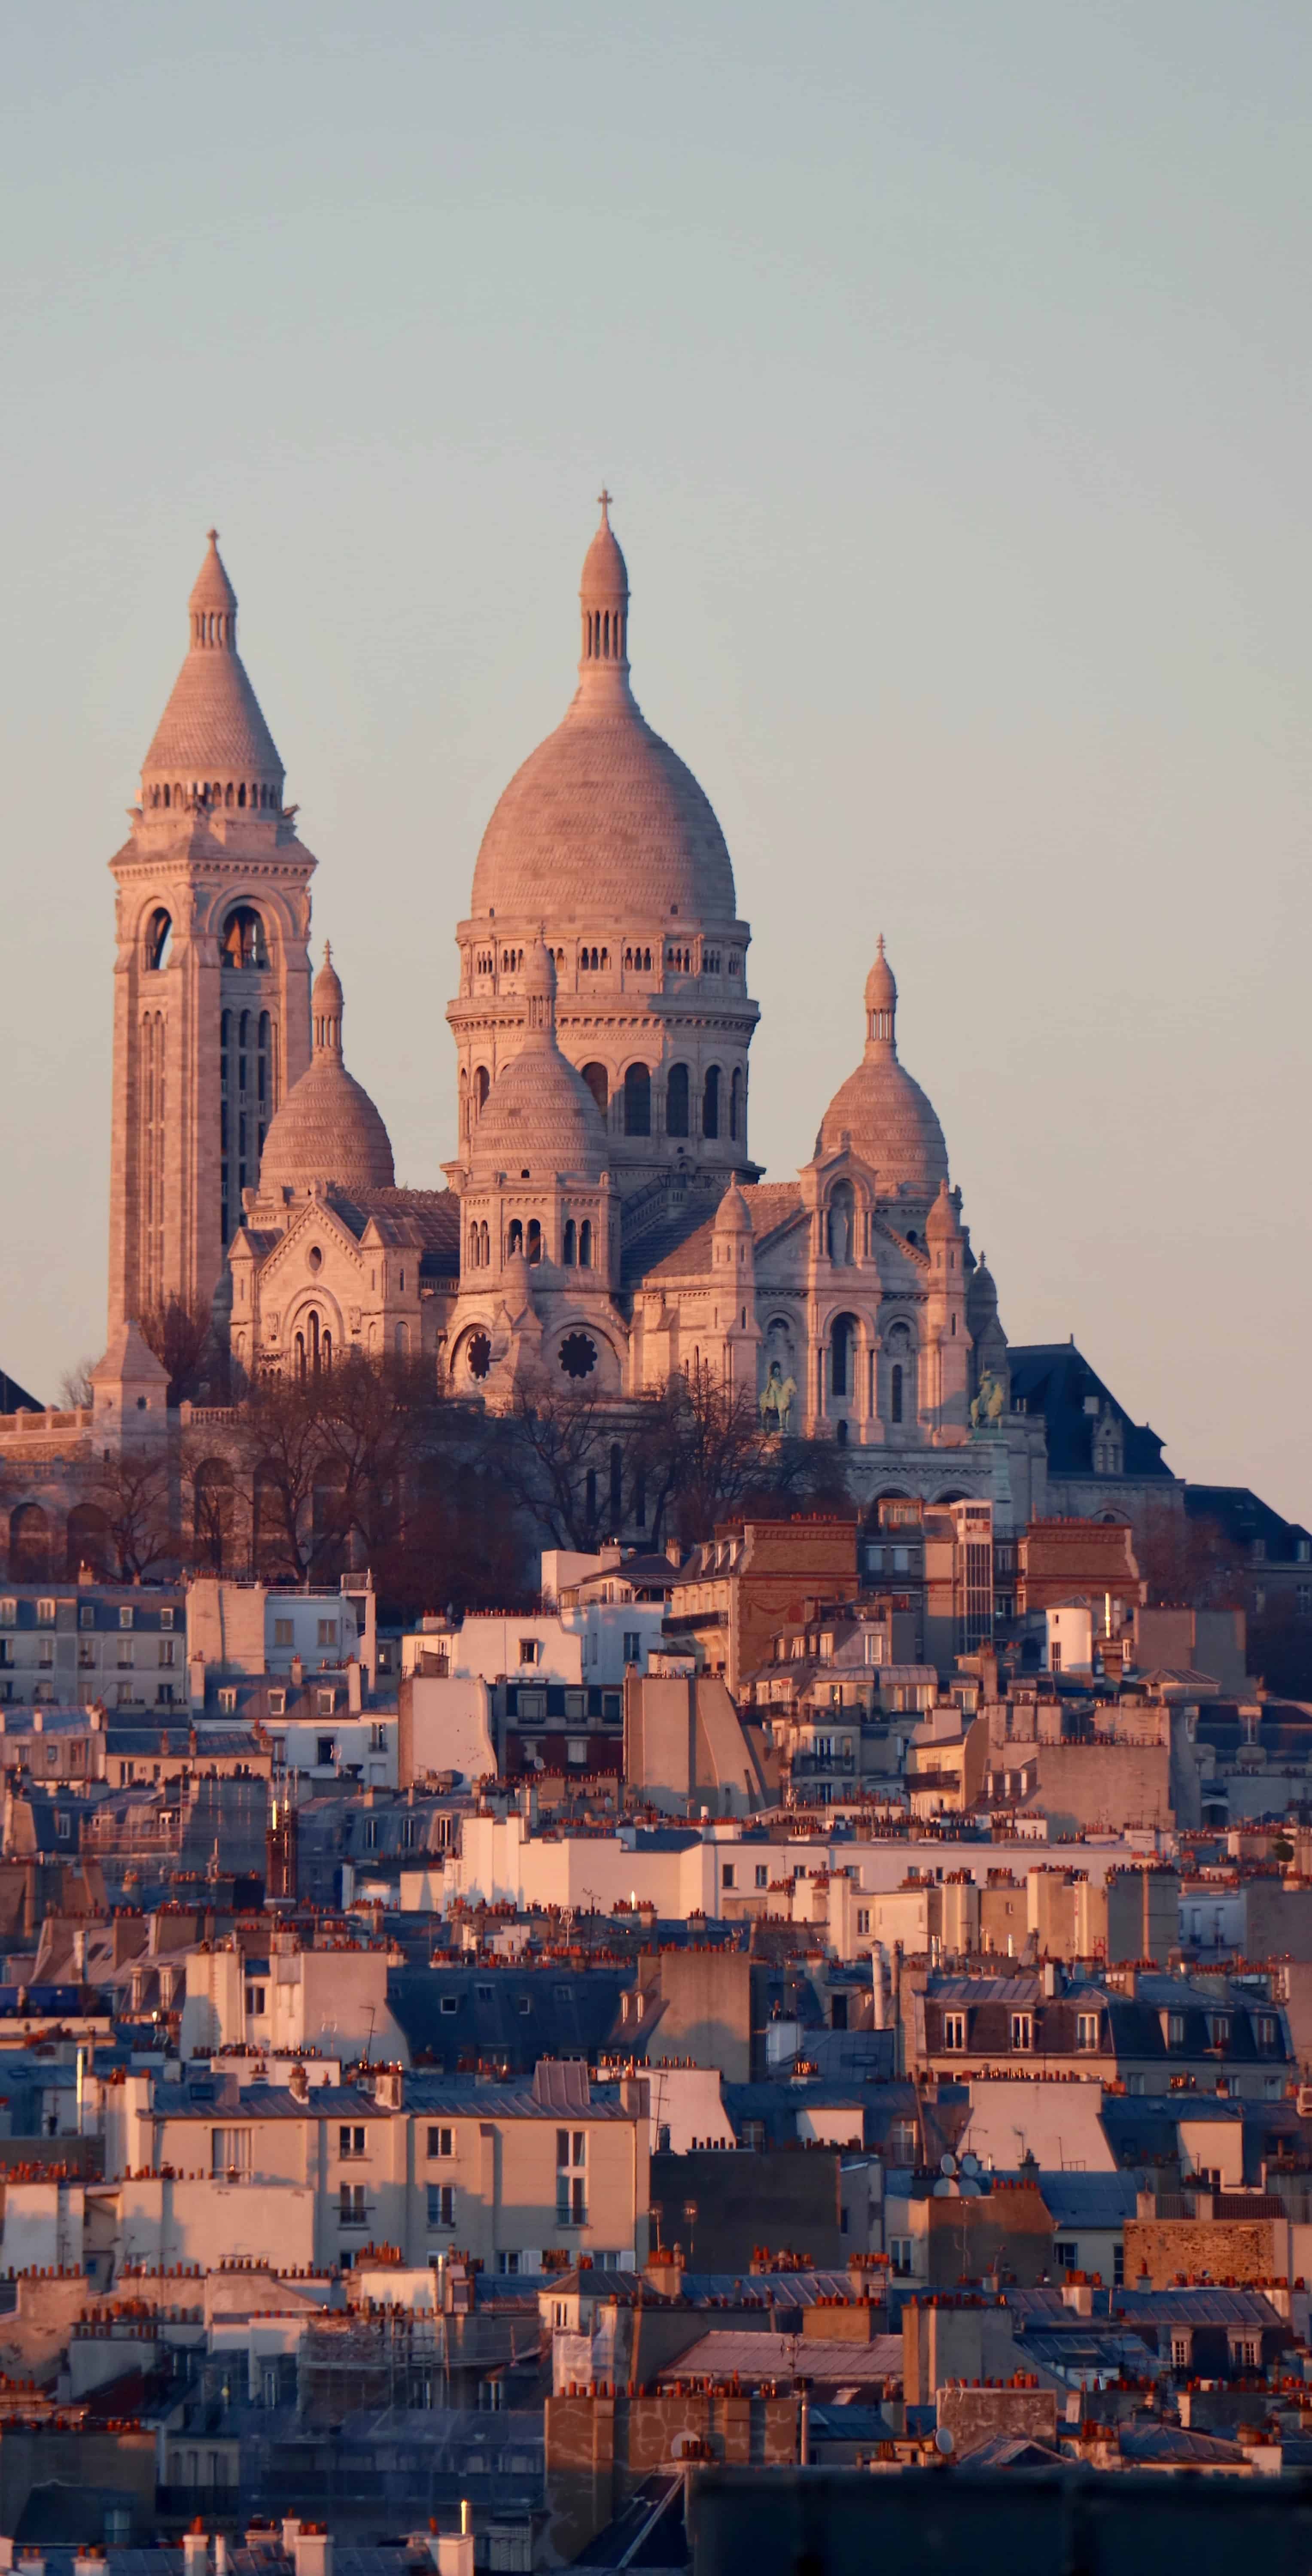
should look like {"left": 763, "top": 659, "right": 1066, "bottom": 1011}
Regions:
{"left": 66, "top": 1503, "right": 113, "bottom": 1580}
{"left": 9, "top": 1501, "right": 51, "bottom": 1580}
{"left": 220, "top": 905, "right": 270, "bottom": 971}
{"left": 828, "top": 1310, "right": 861, "bottom": 1400}
{"left": 702, "top": 1063, "right": 721, "bottom": 1140}
{"left": 826, "top": 1178, "right": 856, "bottom": 1265}
{"left": 665, "top": 1063, "right": 691, "bottom": 1139}
{"left": 623, "top": 1063, "right": 651, "bottom": 1137}
{"left": 581, "top": 1063, "right": 609, "bottom": 1118}
{"left": 192, "top": 1457, "right": 235, "bottom": 1573}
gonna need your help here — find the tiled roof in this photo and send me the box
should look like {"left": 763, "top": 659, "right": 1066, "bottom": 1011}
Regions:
{"left": 639, "top": 1183, "right": 804, "bottom": 1284}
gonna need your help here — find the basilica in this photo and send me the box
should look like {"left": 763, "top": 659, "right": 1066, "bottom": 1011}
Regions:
{"left": 103, "top": 500, "right": 1054, "bottom": 1525}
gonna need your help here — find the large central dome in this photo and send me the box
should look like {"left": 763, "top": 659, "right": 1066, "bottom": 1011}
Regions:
{"left": 469, "top": 499, "right": 737, "bottom": 925}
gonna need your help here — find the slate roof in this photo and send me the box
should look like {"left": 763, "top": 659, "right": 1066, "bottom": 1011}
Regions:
{"left": 636, "top": 1184, "right": 805, "bottom": 1286}
{"left": 0, "top": 1367, "right": 42, "bottom": 1413}
{"left": 1007, "top": 1343, "right": 1172, "bottom": 1480}
{"left": 321, "top": 1187, "right": 461, "bottom": 1278}
{"left": 389, "top": 1962, "right": 632, "bottom": 2070}
{"left": 1185, "top": 1485, "right": 1312, "bottom": 1559}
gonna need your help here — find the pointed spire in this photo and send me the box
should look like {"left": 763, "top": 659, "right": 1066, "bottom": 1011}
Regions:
{"left": 578, "top": 490, "right": 631, "bottom": 699}
{"left": 312, "top": 942, "right": 344, "bottom": 1056}
{"left": 521, "top": 933, "right": 558, "bottom": 1039}
{"left": 865, "top": 936, "right": 898, "bottom": 1051}
{"left": 139, "top": 531, "right": 285, "bottom": 811}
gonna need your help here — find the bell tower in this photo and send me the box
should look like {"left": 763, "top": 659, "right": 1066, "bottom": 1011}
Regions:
{"left": 106, "top": 533, "right": 316, "bottom": 1337}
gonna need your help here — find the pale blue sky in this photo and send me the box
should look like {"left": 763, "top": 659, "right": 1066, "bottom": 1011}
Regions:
{"left": 2, "top": 1, "right": 1309, "bottom": 1516}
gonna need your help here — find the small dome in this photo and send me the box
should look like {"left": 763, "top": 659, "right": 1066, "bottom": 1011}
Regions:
{"left": 581, "top": 492, "right": 629, "bottom": 605}
{"left": 926, "top": 1178, "right": 960, "bottom": 1242}
{"left": 471, "top": 1043, "right": 608, "bottom": 1184}
{"left": 259, "top": 946, "right": 394, "bottom": 1200}
{"left": 817, "top": 942, "right": 948, "bottom": 1199}
{"left": 865, "top": 935, "right": 896, "bottom": 1020}
{"left": 714, "top": 1182, "right": 753, "bottom": 1235}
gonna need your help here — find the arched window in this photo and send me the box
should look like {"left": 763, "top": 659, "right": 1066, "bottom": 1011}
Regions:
{"left": 9, "top": 1502, "right": 51, "bottom": 1581}
{"left": 66, "top": 1502, "right": 113, "bottom": 1581}
{"left": 563, "top": 1219, "right": 576, "bottom": 1266}
{"left": 581, "top": 1063, "right": 609, "bottom": 1118}
{"left": 526, "top": 1218, "right": 542, "bottom": 1264}
{"left": 508, "top": 1219, "right": 523, "bottom": 1256}
{"left": 730, "top": 1066, "right": 743, "bottom": 1144}
{"left": 480, "top": 1221, "right": 490, "bottom": 1265}
{"left": 469, "top": 1227, "right": 481, "bottom": 1270}
{"left": 221, "top": 907, "right": 268, "bottom": 971}
{"left": 827, "top": 1180, "right": 855, "bottom": 1265}
{"left": 702, "top": 1065, "right": 721, "bottom": 1140}
{"left": 145, "top": 908, "right": 172, "bottom": 971}
{"left": 666, "top": 1063, "right": 690, "bottom": 1138}
{"left": 579, "top": 1219, "right": 593, "bottom": 1268}
{"left": 831, "top": 1312, "right": 858, "bottom": 1400}
{"left": 474, "top": 1065, "right": 490, "bottom": 1118}
{"left": 395, "top": 1322, "right": 409, "bottom": 1358}
{"left": 624, "top": 1063, "right": 651, "bottom": 1136}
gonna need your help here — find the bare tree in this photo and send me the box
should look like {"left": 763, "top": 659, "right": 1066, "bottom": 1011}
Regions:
{"left": 84, "top": 1450, "right": 174, "bottom": 1580}
{"left": 226, "top": 1369, "right": 331, "bottom": 1580}
{"left": 139, "top": 1298, "right": 225, "bottom": 1406}
{"left": 498, "top": 1369, "right": 624, "bottom": 1553}
{"left": 631, "top": 1364, "right": 853, "bottom": 1550}
{"left": 58, "top": 1358, "right": 97, "bottom": 1411}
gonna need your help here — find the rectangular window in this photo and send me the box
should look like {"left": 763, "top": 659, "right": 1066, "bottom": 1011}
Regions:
{"left": 1010, "top": 2011, "right": 1034, "bottom": 2053}
{"left": 245, "top": 1985, "right": 266, "bottom": 2017}
{"left": 317, "top": 1620, "right": 338, "bottom": 1648}
{"left": 943, "top": 2011, "right": 967, "bottom": 2050}
{"left": 623, "top": 1631, "right": 641, "bottom": 1664}
{"left": 160, "top": 1607, "right": 175, "bottom": 1630}
{"left": 427, "top": 2182, "right": 455, "bottom": 2230}
{"left": 212, "top": 2128, "right": 252, "bottom": 2177}
{"left": 856, "top": 1909, "right": 870, "bottom": 1935}
{"left": 37, "top": 1597, "right": 55, "bottom": 1626}
{"left": 721, "top": 1863, "right": 736, "bottom": 1890}
{"left": 339, "top": 2124, "right": 366, "bottom": 2159}
{"left": 1208, "top": 2014, "right": 1232, "bottom": 2051}
{"left": 1257, "top": 2014, "right": 1278, "bottom": 2050}
{"left": 1076, "top": 2012, "right": 1100, "bottom": 2052}
{"left": 268, "top": 1689, "right": 286, "bottom": 1716}
{"left": 274, "top": 1618, "right": 294, "bottom": 1647}
{"left": 755, "top": 1865, "right": 768, "bottom": 1890}
{"left": 428, "top": 2126, "right": 454, "bottom": 2159}
{"left": 339, "top": 2183, "right": 367, "bottom": 2226}
{"left": 1054, "top": 2241, "right": 1078, "bottom": 2272}
{"left": 369, "top": 1722, "right": 387, "bottom": 1751}
{"left": 889, "top": 2237, "right": 913, "bottom": 2278}
{"left": 440, "top": 1994, "right": 459, "bottom": 2015}
{"left": 79, "top": 1604, "right": 94, "bottom": 1630}
{"left": 518, "top": 1638, "right": 541, "bottom": 1665}
{"left": 219, "top": 1686, "right": 237, "bottom": 1713}
{"left": 317, "top": 1737, "right": 335, "bottom": 1766}
{"left": 317, "top": 1689, "right": 336, "bottom": 1715}
{"left": 118, "top": 1604, "right": 134, "bottom": 1629}
{"left": 0, "top": 1601, "right": 14, "bottom": 1627}
{"left": 1167, "top": 2011, "right": 1185, "bottom": 2047}
{"left": 159, "top": 1638, "right": 175, "bottom": 1666}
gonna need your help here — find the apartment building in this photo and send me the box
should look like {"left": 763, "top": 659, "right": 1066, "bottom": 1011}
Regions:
{"left": 0, "top": 1583, "right": 186, "bottom": 1710}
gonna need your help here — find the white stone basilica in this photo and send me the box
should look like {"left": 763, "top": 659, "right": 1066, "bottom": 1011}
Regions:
{"left": 108, "top": 501, "right": 1044, "bottom": 1522}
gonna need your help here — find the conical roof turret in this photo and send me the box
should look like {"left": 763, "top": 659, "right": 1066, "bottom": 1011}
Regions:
{"left": 140, "top": 531, "right": 285, "bottom": 811}
{"left": 259, "top": 945, "right": 394, "bottom": 1201}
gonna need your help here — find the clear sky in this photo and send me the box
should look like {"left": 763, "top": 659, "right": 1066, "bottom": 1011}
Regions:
{"left": 2, "top": 0, "right": 1309, "bottom": 1518}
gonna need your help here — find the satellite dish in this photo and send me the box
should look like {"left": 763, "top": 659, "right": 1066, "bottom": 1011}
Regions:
{"left": 935, "top": 2427, "right": 955, "bottom": 2455}
{"left": 960, "top": 2153, "right": 980, "bottom": 2177}
{"left": 932, "top": 2177, "right": 954, "bottom": 2197}
{"left": 940, "top": 2152, "right": 957, "bottom": 2176}
{"left": 959, "top": 2178, "right": 983, "bottom": 2197}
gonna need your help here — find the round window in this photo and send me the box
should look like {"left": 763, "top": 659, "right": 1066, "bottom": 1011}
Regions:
{"left": 307, "top": 1245, "right": 323, "bottom": 1274}
{"left": 467, "top": 1331, "right": 492, "bottom": 1382}
{"left": 559, "top": 1332, "right": 597, "bottom": 1381}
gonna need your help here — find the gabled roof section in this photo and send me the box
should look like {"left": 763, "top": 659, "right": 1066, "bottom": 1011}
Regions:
{"left": 1007, "top": 1340, "right": 1173, "bottom": 1480}
{"left": 637, "top": 1182, "right": 803, "bottom": 1286}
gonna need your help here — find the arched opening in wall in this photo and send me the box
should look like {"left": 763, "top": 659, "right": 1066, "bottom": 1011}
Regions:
{"left": 578, "top": 1220, "right": 593, "bottom": 1269}
{"left": 475, "top": 1066, "right": 490, "bottom": 1118}
{"left": 145, "top": 908, "right": 172, "bottom": 972}
{"left": 935, "top": 1489, "right": 969, "bottom": 1505}
{"left": 191, "top": 1460, "right": 234, "bottom": 1574}
{"left": 460, "top": 1069, "right": 469, "bottom": 1141}
{"left": 253, "top": 1464, "right": 286, "bottom": 1579}
{"left": 562, "top": 1219, "right": 577, "bottom": 1267}
{"left": 526, "top": 1220, "right": 542, "bottom": 1265}
{"left": 890, "top": 1363, "right": 904, "bottom": 1424}
{"left": 311, "top": 1465, "right": 348, "bottom": 1584}
{"left": 730, "top": 1067, "right": 743, "bottom": 1145}
{"left": 885, "top": 1319, "right": 914, "bottom": 1427}
{"left": 395, "top": 1322, "right": 410, "bottom": 1357}
{"left": 467, "top": 1331, "right": 492, "bottom": 1382}
{"left": 624, "top": 1063, "right": 651, "bottom": 1137}
{"left": 65, "top": 1503, "right": 113, "bottom": 1581}
{"left": 666, "top": 1063, "right": 690, "bottom": 1138}
{"left": 295, "top": 1309, "right": 331, "bottom": 1380}
{"left": 581, "top": 1063, "right": 609, "bottom": 1118}
{"left": 479, "top": 1221, "right": 490, "bottom": 1266}
{"left": 507, "top": 1220, "right": 524, "bottom": 1258}
{"left": 221, "top": 907, "right": 269, "bottom": 972}
{"left": 703, "top": 1065, "right": 721, "bottom": 1140}
{"left": 830, "top": 1312, "right": 859, "bottom": 1400}
{"left": 609, "top": 1443, "right": 623, "bottom": 1523}
{"left": 468, "top": 1226, "right": 481, "bottom": 1270}
{"left": 9, "top": 1502, "right": 51, "bottom": 1581}
{"left": 827, "top": 1180, "right": 855, "bottom": 1266}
